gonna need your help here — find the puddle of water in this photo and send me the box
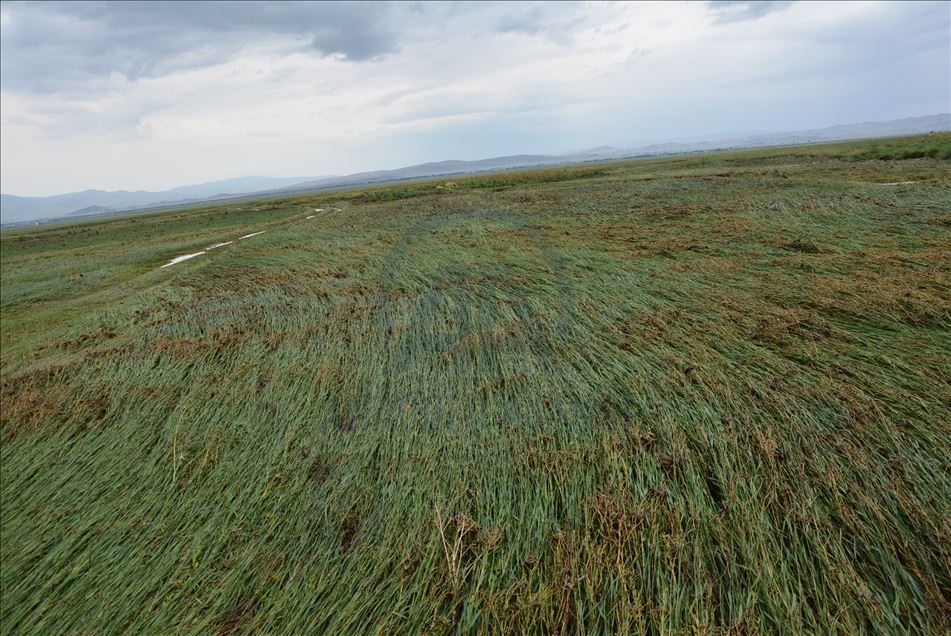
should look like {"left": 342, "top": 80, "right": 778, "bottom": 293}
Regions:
{"left": 878, "top": 181, "right": 918, "bottom": 186}
{"left": 305, "top": 215, "right": 315, "bottom": 219}
{"left": 314, "top": 208, "right": 324, "bottom": 212}
{"left": 161, "top": 251, "right": 206, "bottom": 268}
{"left": 161, "top": 230, "right": 266, "bottom": 270}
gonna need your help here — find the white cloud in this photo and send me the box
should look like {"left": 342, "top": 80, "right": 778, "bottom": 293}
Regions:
{"left": 1, "top": 1, "right": 948, "bottom": 195}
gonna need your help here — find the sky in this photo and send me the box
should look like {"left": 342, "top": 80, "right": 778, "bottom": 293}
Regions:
{"left": 1, "top": 1, "right": 948, "bottom": 196}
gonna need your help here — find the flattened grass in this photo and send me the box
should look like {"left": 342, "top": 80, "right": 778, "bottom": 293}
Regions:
{"left": 2, "top": 134, "right": 950, "bottom": 634}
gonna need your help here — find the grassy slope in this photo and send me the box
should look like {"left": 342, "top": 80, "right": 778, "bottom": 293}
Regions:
{"left": 1, "top": 135, "right": 949, "bottom": 634}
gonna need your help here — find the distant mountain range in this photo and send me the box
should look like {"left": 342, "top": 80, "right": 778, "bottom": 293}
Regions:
{"left": 0, "top": 176, "right": 330, "bottom": 225}
{"left": 2, "top": 114, "right": 948, "bottom": 226}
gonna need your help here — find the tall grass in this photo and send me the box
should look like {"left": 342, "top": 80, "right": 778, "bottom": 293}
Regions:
{"left": 2, "top": 135, "right": 950, "bottom": 634}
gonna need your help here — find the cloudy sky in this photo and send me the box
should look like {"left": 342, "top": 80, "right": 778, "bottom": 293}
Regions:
{"left": 1, "top": 1, "right": 948, "bottom": 196}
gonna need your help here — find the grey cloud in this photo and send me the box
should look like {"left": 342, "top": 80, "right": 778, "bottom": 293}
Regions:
{"left": 0, "top": 1, "right": 399, "bottom": 93}
{"left": 706, "top": 0, "right": 949, "bottom": 112}
{"left": 494, "top": 2, "right": 583, "bottom": 45}
{"left": 497, "top": 5, "right": 548, "bottom": 35}
{"left": 708, "top": 1, "right": 794, "bottom": 23}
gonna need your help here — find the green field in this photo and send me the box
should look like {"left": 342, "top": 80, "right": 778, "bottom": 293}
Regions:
{"left": 2, "top": 135, "right": 950, "bottom": 634}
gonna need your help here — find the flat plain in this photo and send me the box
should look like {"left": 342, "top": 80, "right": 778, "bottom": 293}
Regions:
{"left": 1, "top": 134, "right": 949, "bottom": 634}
